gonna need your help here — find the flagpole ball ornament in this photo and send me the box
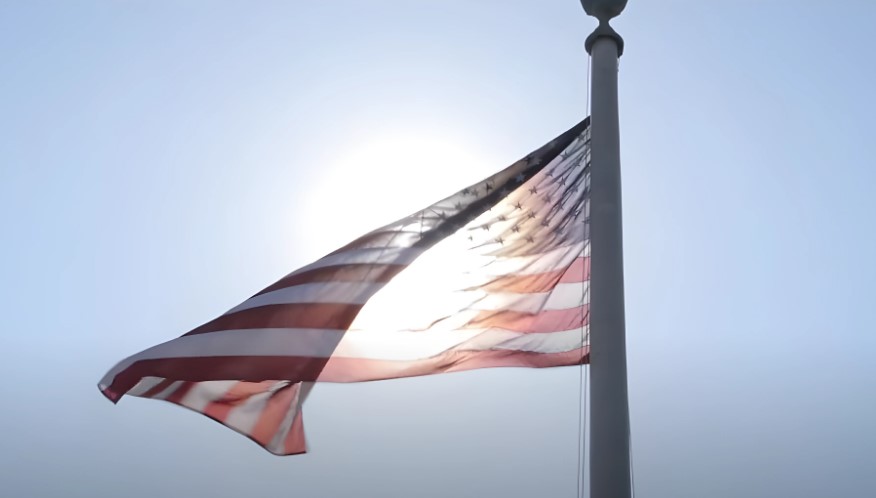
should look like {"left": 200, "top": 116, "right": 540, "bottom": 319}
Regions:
{"left": 581, "top": 0, "right": 626, "bottom": 55}
{"left": 580, "top": 0, "right": 627, "bottom": 20}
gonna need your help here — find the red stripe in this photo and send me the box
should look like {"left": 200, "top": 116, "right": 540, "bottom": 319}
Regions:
{"left": 250, "top": 382, "right": 299, "bottom": 447}
{"left": 164, "top": 381, "right": 196, "bottom": 404}
{"left": 185, "top": 303, "right": 363, "bottom": 336}
{"left": 559, "top": 256, "right": 590, "bottom": 283}
{"left": 255, "top": 264, "right": 407, "bottom": 297}
{"left": 103, "top": 348, "right": 589, "bottom": 401}
{"left": 482, "top": 272, "right": 563, "bottom": 293}
{"left": 465, "top": 305, "right": 589, "bottom": 333}
{"left": 481, "top": 256, "right": 589, "bottom": 293}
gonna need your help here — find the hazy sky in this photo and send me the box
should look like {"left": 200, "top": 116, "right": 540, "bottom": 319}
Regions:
{"left": 2, "top": 1, "right": 875, "bottom": 497}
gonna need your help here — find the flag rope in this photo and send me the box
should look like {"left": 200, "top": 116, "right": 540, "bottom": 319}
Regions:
{"left": 630, "top": 426, "right": 637, "bottom": 498}
{"left": 576, "top": 49, "right": 592, "bottom": 498}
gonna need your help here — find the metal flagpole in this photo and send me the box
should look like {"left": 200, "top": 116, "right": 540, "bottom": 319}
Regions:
{"left": 580, "top": 1, "right": 631, "bottom": 497}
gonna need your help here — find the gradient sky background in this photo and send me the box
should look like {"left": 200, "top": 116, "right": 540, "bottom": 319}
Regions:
{"left": 2, "top": 1, "right": 875, "bottom": 497}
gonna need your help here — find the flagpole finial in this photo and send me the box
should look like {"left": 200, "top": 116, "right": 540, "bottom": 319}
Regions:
{"left": 581, "top": 0, "right": 626, "bottom": 56}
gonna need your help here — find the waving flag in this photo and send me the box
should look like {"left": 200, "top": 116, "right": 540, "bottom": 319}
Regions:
{"left": 99, "top": 117, "right": 592, "bottom": 455}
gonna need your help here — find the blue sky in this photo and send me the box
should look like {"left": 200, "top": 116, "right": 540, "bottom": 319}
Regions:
{"left": 2, "top": 1, "right": 875, "bottom": 497}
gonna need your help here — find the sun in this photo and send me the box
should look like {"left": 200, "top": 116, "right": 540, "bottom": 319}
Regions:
{"left": 299, "top": 129, "right": 496, "bottom": 258}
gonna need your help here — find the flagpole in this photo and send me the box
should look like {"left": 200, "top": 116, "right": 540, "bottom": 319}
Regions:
{"left": 581, "top": 1, "right": 631, "bottom": 497}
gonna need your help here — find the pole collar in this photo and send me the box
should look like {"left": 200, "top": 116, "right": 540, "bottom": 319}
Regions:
{"left": 581, "top": 0, "right": 626, "bottom": 56}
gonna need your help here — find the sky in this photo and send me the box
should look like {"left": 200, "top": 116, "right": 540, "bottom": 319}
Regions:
{"left": 2, "top": 1, "right": 875, "bottom": 497}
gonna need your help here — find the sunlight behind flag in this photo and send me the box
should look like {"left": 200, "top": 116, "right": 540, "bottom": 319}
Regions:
{"left": 99, "top": 117, "right": 592, "bottom": 455}
{"left": 300, "top": 132, "right": 496, "bottom": 257}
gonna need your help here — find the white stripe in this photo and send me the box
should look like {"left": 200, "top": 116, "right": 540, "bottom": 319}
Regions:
{"left": 266, "top": 382, "right": 303, "bottom": 454}
{"left": 125, "top": 376, "right": 166, "bottom": 397}
{"left": 224, "top": 389, "right": 273, "bottom": 436}
{"left": 545, "top": 282, "right": 590, "bottom": 309}
{"left": 479, "top": 242, "right": 588, "bottom": 276}
{"left": 472, "top": 281, "right": 590, "bottom": 313}
{"left": 227, "top": 282, "right": 387, "bottom": 314}
{"left": 150, "top": 380, "right": 184, "bottom": 400}
{"left": 287, "top": 247, "right": 424, "bottom": 277}
{"left": 480, "top": 326, "right": 589, "bottom": 354}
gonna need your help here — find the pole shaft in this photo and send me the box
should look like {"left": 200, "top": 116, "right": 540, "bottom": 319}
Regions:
{"left": 588, "top": 35, "right": 631, "bottom": 498}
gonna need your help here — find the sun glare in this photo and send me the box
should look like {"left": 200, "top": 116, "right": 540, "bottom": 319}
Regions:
{"left": 299, "top": 131, "right": 495, "bottom": 258}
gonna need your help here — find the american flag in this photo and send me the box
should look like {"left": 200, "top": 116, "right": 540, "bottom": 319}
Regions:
{"left": 99, "top": 117, "right": 592, "bottom": 455}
